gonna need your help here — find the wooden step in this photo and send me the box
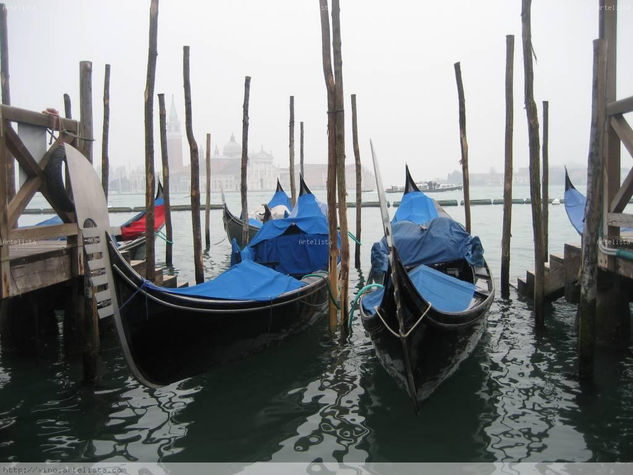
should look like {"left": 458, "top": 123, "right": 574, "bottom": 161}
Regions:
{"left": 162, "top": 274, "right": 178, "bottom": 288}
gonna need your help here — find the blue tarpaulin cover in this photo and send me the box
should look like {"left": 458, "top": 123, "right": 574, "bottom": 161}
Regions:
{"left": 393, "top": 190, "right": 438, "bottom": 225}
{"left": 145, "top": 259, "right": 305, "bottom": 301}
{"left": 564, "top": 186, "right": 585, "bottom": 235}
{"left": 245, "top": 192, "right": 330, "bottom": 275}
{"left": 268, "top": 189, "right": 292, "bottom": 210}
{"left": 361, "top": 264, "right": 475, "bottom": 313}
{"left": 370, "top": 217, "right": 485, "bottom": 273}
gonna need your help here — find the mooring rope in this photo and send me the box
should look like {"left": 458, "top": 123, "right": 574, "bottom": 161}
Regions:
{"left": 302, "top": 272, "right": 340, "bottom": 309}
{"left": 118, "top": 280, "right": 149, "bottom": 312}
{"left": 374, "top": 303, "right": 432, "bottom": 339}
{"left": 346, "top": 283, "right": 384, "bottom": 330}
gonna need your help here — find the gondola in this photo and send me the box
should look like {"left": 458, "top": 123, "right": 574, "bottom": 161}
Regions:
{"left": 564, "top": 168, "right": 586, "bottom": 235}
{"left": 222, "top": 179, "right": 291, "bottom": 247}
{"left": 107, "top": 177, "right": 330, "bottom": 387}
{"left": 360, "top": 145, "right": 494, "bottom": 408}
{"left": 36, "top": 183, "right": 165, "bottom": 259}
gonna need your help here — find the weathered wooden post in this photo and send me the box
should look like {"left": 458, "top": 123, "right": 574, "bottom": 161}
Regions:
{"left": 289, "top": 95, "right": 296, "bottom": 206}
{"left": 79, "top": 61, "right": 93, "bottom": 163}
{"left": 143, "top": 0, "right": 158, "bottom": 282}
{"left": 578, "top": 38, "right": 607, "bottom": 380}
{"left": 542, "top": 100, "right": 549, "bottom": 262}
{"left": 205, "top": 132, "right": 211, "bottom": 250}
{"left": 332, "top": 0, "right": 350, "bottom": 327}
{"left": 63, "top": 94, "right": 72, "bottom": 119}
{"left": 101, "top": 64, "right": 110, "bottom": 201}
{"left": 501, "top": 35, "right": 514, "bottom": 299}
{"left": 454, "top": 62, "right": 471, "bottom": 234}
{"left": 183, "top": 45, "right": 204, "bottom": 284}
{"left": 78, "top": 60, "right": 99, "bottom": 382}
{"left": 319, "top": 0, "right": 340, "bottom": 331}
{"left": 158, "top": 93, "right": 173, "bottom": 267}
{"left": 300, "top": 121, "right": 305, "bottom": 177}
{"left": 0, "top": 3, "right": 13, "bottom": 198}
{"left": 241, "top": 76, "right": 251, "bottom": 247}
{"left": 351, "top": 93, "right": 362, "bottom": 269}
{"left": 521, "top": 0, "right": 545, "bottom": 325}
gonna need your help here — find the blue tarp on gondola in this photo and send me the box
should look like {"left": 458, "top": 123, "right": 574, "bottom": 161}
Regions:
{"left": 361, "top": 264, "right": 475, "bottom": 314}
{"left": 145, "top": 259, "right": 305, "bottom": 301}
{"left": 370, "top": 217, "right": 485, "bottom": 274}
{"left": 268, "top": 189, "right": 292, "bottom": 210}
{"left": 242, "top": 192, "right": 331, "bottom": 276}
{"left": 393, "top": 190, "right": 438, "bottom": 225}
{"left": 564, "top": 186, "right": 585, "bottom": 235}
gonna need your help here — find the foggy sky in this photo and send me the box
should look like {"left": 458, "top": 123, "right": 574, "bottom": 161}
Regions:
{"left": 4, "top": 0, "right": 632, "bottom": 187}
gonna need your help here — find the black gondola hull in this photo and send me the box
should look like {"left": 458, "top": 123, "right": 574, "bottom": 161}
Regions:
{"left": 108, "top": 237, "right": 328, "bottom": 386}
{"left": 222, "top": 204, "right": 260, "bottom": 247}
{"left": 360, "top": 258, "right": 494, "bottom": 402}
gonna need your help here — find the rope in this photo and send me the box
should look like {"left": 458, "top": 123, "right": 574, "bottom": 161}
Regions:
{"left": 302, "top": 272, "right": 340, "bottom": 309}
{"left": 118, "top": 280, "right": 149, "bottom": 311}
{"left": 374, "top": 302, "right": 432, "bottom": 339}
{"left": 155, "top": 231, "right": 173, "bottom": 244}
{"left": 347, "top": 231, "right": 361, "bottom": 245}
{"left": 347, "top": 283, "right": 383, "bottom": 330}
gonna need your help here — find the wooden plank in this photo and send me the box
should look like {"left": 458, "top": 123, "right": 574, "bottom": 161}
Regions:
{"left": 8, "top": 251, "right": 72, "bottom": 296}
{"left": 9, "top": 223, "right": 77, "bottom": 241}
{"left": 0, "top": 105, "right": 78, "bottom": 132}
{"left": 610, "top": 114, "right": 633, "bottom": 158}
{"left": 610, "top": 166, "right": 633, "bottom": 213}
{"left": 607, "top": 95, "right": 633, "bottom": 116}
{"left": 607, "top": 212, "right": 633, "bottom": 229}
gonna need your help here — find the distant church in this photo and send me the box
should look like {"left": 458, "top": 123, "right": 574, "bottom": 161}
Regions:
{"left": 167, "top": 96, "right": 279, "bottom": 192}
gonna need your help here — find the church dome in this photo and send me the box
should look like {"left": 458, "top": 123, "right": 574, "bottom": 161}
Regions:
{"left": 223, "top": 133, "right": 242, "bottom": 158}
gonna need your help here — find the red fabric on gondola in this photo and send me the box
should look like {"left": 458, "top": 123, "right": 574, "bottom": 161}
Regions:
{"left": 120, "top": 203, "right": 165, "bottom": 240}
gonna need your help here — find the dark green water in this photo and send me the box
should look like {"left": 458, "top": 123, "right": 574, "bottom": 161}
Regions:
{"left": 1, "top": 188, "right": 633, "bottom": 462}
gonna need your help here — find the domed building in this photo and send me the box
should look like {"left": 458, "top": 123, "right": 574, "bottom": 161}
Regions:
{"left": 210, "top": 134, "right": 279, "bottom": 191}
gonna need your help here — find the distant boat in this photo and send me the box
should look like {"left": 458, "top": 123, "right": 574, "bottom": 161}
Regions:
{"left": 222, "top": 178, "right": 292, "bottom": 247}
{"left": 385, "top": 181, "right": 462, "bottom": 194}
{"left": 360, "top": 158, "right": 494, "bottom": 408}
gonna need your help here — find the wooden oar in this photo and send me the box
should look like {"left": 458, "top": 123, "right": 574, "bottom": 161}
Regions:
{"left": 370, "top": 140, "right": 419, "bottom": 410}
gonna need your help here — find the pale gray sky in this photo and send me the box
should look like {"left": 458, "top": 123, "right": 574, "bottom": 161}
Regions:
{"left": 4, "top": 0, "right": 632, "bottom": 186}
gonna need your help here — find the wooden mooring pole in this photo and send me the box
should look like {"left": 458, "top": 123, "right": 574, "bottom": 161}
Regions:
{"left": 63, "top": 94, "right": 72, "bottom": 119}
{"left": 144, "top": 0, "right": 158, "bottom": 283}
{"left": 501, "top": 35, "right": 514, "bottom": 299}
{"left": 351, "top": 93, "right": 362, "bottom": 269}
{"left": 183, "top": 45, "right": 204, "bottom": 284}
{"left": 241, "top": 76, "right": 251, "bottom": 248}
{"left": 300, "top": 121, "right": 305, "bottom": 177}
{"left": 289, "top": 96, "right": 296, "bottom": 206}
{"left": 578, "top": 38, "right": 607, "bottom": 380}
{"left": 205, "top": 132, "right": 211, "bottom": 250}
{"left": 101, "top": 64, "right": 110, "bottom": 202}
{"left": 521, "top": 0, "right": 545, "bottom": 325}
{"left": 318, "top": 0, "right": 339, "bottom": 331}
{"left": 1, "top": 3, "right": 13, "bottom": 198}
{"left": 542, "top": 100, "right": 549, "bottom": 262}
{"left": 79, "top": 61, "right": 98, "bottom": 382}
{"left": 79, "top": 61, "right": 93, "bottom": 163}
{"left": 158, "top": 93, "right": 173, "bottom": 267}
{"left": 332, "top": 0, "right": 350, "bottom": 327}
{"left": 454, "top": 62, "right": 471, "bottom": 234}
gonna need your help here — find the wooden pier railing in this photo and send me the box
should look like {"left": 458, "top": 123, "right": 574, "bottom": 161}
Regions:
{"left": 0, "top": 105, "right": 82, "bottom": 298}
